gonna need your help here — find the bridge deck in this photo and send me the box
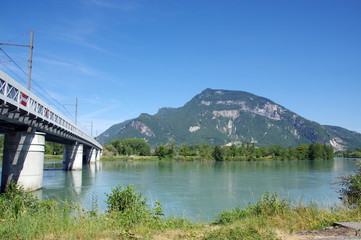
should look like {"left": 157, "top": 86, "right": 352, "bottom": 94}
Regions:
{"left": 0, "top": 70, "right": 102, "bottom": 149}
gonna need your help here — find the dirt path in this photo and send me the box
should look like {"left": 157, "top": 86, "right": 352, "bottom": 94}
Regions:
{"left": 290, "top": 226, "right": 360, "bottom": 240}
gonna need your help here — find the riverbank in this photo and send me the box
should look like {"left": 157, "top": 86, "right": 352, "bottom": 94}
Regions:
{"left": 99, "top": 155, "right": 330, "bottom": 162}
{"left": 0, "top": 184, "right": 360, "bottom": 240}
{"left": 44, "top": 154, "right": 62, "bottom": 160}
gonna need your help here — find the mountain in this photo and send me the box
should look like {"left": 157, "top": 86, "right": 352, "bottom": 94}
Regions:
{"left": 97, "top": 89, "right": 361, "bottom": 151}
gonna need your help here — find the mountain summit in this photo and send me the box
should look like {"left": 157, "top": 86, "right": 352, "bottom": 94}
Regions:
{"left": 98, "top": 89, "right": 361, "bottom": 151}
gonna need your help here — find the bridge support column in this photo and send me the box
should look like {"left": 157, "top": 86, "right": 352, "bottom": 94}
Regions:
{"left": 63, "top": 143, "right": 83, "bottom": 170}
{"left": 84, "top": 148, "right": 97, "bottom": 164}
{"left": 96, "top": 149, "right": 102, "bottom": 161}
{"left": 1, "top": 131, "right": 45, "bottom": 192}
{"left": 90, "top": 148, "right": 97, "bottom": 163}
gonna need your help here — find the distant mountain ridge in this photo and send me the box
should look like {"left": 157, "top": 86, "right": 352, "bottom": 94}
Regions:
{"left": 97, "top": 89, "right": 361, "bottom": 151}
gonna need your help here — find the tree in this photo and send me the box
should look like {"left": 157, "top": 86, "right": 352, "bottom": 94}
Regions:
{"left": 103, "top": 144, "right": 117, "bottom": 156}
{"left": 195, "top": 143, "right": 212, "bottom": 159}
{"left": 179, "top": 144, "right": 191, "bottom": 157}
{"left": 118, "top": 138, "right": 150, "bottom": 156}
{"left": 155, "top": 145, "right": 172, "bottom": 159}
{"left": 296, "top": 144, "right": 309, "bottom": 160}
{"left": 322, "top": 144, "right": 334, "bottom": 159}
{"left": 308, "top": 143, "right": 324, "bottom": 160}
{"left": 212, "top": 145, "right": 225, "bottom": 161}
{"left": 228, "top": 144, "right": 238, "bottom": 158}
{"left": 45, "top": 142, "right": 64, "bottom": 155}
{"left": 103, "top": 138, "right": 150, "bottom": 156}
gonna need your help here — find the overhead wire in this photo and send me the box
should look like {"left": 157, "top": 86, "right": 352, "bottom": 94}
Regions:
{"left": 0, "top": 35, "right": 76, "bottom": 123}
{"left": 3, "top": 31, "right": 28, "bottom": 45}
{"left": 0, "top": 47, "right": 28, "bottom": 79}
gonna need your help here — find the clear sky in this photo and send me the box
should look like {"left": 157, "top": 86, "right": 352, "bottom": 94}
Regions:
{"left": 1, "top": 0, "right": 360, "bottom": 136}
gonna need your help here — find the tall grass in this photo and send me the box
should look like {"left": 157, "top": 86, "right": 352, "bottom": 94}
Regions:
{"left": 0, "top": 184, "right": 360, "bottom": 239}
{"left": 213, "top": 192, "right": 361, "bottom": 238}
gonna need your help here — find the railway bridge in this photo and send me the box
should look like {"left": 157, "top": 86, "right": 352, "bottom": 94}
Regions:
{"left": 0, "top": 70, "right": 102, "bottom": 192}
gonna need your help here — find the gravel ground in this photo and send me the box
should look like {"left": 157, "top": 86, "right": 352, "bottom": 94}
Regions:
{"left": 296, "top": 226, "right": 360, "bottom": 240}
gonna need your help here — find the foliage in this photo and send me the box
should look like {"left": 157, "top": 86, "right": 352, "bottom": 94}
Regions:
{"left": 104, "top": 184, "right": 165, "bottom": 228}
{"left": 214, "top": 192, "right": 361, "bottom": 237}
{"left": 102, "top": 139, "right": 335, "bottom": 161}
{"left": 348, "top": 151, "right": 361, "bottom": 158}
{"left": 308, "top": 143, "right": 334, "bottom": 160}
{"left": 216, "top": 206, "right": 247, "bottom": 224}
{"left": 103, "top": 138, "right": 151, "bottom": 156}
{"left": 44, "top": 142, "right": 64, "bottom": 155}
{"left": 105, "top": 184, "right": 148, "bottom": 214}
{"left": 247, "top": 192, "right": 290, "bottom": 216}
{"left": 212, "top": 145, "right": 225, "bottom": 161}
{"left": 216, "top": 193, "right": 290, "bottom": 225}
{"left": 154, "top": 144, "right": 175, "bottom": 159}
{"left": 338, "top": 161, "right": 361, "bottom": 207}
{"left": 1, "top": 183, "right": 361, "bottom": 239}
{"left": 341, "top": 149, "right": 361, "bottom": 158}
{"left": 0, "top": 182, "right": 54, "bottom": 219}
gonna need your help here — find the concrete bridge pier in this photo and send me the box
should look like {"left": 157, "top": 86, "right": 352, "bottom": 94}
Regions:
{"left": 84, "top": 147, "right": 100, "bottom": 164}
{"left": 83, "top": 147, "right": 96, "bottom": 164}
{"left": 96, "top": 149, "right": 102, "bottom": 161}
{"left": 63, "top": 143, "right": 83, "bottom": 170}
{"left": 86, "top": 148, "right": 97, "bottom": 164}
{"left": 1, "top": 131, "right": 45, "bottom": 192}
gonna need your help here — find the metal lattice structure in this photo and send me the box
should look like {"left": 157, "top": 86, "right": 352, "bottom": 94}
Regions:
{"left": 0, "top": 70, "right": 102, "bottom": 150}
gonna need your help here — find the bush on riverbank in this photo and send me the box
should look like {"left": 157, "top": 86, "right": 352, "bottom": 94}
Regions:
{"left": 338, "top": 160, "right": 361, "bottom": 207}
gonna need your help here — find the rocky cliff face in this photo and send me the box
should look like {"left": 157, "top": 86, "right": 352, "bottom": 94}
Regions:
{"left": 97, "top": 89, "right": 361, "bottom": 151}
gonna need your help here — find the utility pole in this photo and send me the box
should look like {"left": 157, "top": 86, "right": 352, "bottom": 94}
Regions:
{"left": 75, "top": 97, "right": 78, "bottom": 125}
{"left": 0, "top": 30, "right": 34, "bottom": 90}
{"left": 27, "top": 30, "right": 34, "bottom": 90}
{"left": 91, "top": 121, "right": 93, "bottom": 137}
{"left": 64, "top": 97, "right": 78, "bottom": 125}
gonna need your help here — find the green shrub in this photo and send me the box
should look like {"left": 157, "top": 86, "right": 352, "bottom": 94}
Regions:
{"left": 0, "top": 182, "right": 55, "bottom": 219}
{"left": 216, "top": 206, "right": 247, "bottom": 224}
{"left": 215, "top": 192, "right": 290, "bottom": 226}
{"left": 105, "top": 184, "right": 165, "bottom": 228}
{"left": 338, "top": 161, "right": 361, "bottom": 207}
{"left": 105, "top": 184, "right": 148, "bottom": 213}
{"left": 247, "top": 192, "right": 290, "bottom": 216}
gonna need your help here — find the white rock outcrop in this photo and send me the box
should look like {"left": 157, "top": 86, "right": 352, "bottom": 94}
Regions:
{"left": 130, "top": 120, "right": 155, "bottom": 137}
{"left": 189, "top": 126, "right": 200, "bottom": 132}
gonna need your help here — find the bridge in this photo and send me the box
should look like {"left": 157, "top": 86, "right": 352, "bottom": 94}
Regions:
{"left": 0, "top": 70, "right": 103, "bottom": 192}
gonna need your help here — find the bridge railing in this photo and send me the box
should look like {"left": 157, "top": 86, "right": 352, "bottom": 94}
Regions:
{"left": 0, "top": 70, "right": 102, "bottom": 149}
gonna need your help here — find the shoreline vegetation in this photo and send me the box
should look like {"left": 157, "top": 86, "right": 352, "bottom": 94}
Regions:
{"left": 0, "top": 176, "right": 360, "bottom": 240}
{"left": 101, "top": 138, "right": 336, "bottom": 161}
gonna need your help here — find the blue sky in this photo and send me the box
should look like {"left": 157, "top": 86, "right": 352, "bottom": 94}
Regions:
{"left": 1, "top": 0, "right": 360, "bottom": 136}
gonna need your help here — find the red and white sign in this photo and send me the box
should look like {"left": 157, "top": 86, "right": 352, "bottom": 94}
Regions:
{"left": 20, "top": 92, "right": 29, "bottom": 107}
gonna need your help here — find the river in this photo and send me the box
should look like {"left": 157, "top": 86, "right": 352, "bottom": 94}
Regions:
{"left": 0, "top": 157, "right": 359, "bottom": 221}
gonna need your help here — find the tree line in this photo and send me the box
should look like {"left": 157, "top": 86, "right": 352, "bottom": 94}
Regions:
{"left": 337, "top": 148, "right": 361, "bottom": 158}
{"left": 0, "top": 135, "right": 335, "bottom": 161}
{"left": 103, "top": 138, "right": 335, "bottom": 161}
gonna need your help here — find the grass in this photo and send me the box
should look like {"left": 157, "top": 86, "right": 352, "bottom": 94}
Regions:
{"left": 0, "top": 184, "right": 360, "bottom": 240}
{"left": 44, "top": 154, "right": 63, "bottom": 160}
